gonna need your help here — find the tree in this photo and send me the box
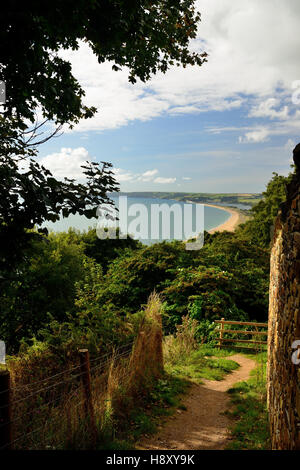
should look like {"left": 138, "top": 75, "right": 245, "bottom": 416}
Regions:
{"left": 0, "top": 156, "right": 118, "bottom": 276}
{"left": 80, "top": 236, "right": 269, "bottom": 332}
{"left": 1, "top": 1, "right": 207, "bottom": 128}
{"left": 81, "top": 227, "right": 141, "bottom": 272}
{"left": 0, "top": 1, "right": 207, "bottom": 273}
{"left": 236, "top": 171, "right": 294, "bottom": 247}
{"left": 0, "top": 232, "right": 89, "bottom": 351}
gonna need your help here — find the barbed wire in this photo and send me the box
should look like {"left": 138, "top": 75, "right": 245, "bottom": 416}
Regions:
{"left": 0, "top": 387, "right": 82, "bottom": 430}
{"left": 0, "top": 340, "right": 135, "bottom": 399}
{"left": 0, "top": 340, "right": 135, "bottom": 450}
{"left": 0, "top": 341, "right": 138, "bottom": 449}
{"left": 0, "top": 423, "right": 45, "bottom": 450}
{"left": 0, "top": 369, "right": 89, "bottom": 411}
{"left": 90, "top": 346, "right": 133, "bottom": 374}
{"left": 0, "top": 341, "right": 135, "bottom": 411}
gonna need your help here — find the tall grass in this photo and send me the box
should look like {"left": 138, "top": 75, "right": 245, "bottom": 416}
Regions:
{"left": 163, "top": 315, "right": 198, "bottom": 365}
{"left": 104, "top": 293, "right": 164, "bottom": 431}
{"left": 5, "top": 292, "right": 164, "bottom": 450}
{"left": 129, "top": 292, "right": 163, "bottom": 388}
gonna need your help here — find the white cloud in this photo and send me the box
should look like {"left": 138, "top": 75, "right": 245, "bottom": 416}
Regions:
{"left": 285, "top": 138, "right": 296, "bottom": 151}
{"left": 212, "top": 114, "right": 300, "bottom": 143}
{"left": 153, "top": 177, "right": 176, "bottom": 184}
{"left": 59, "top": 47, "right": 169, "bottom": 133}
{"left": 57, "top": 1, "right": 300, "bottom": 135}
{"left": 249, "top": 98, "right": 289, "bottom": 120}
{"left": 113, "top": 168, "right": 137, "bottom": 182}
{"left": 138, "top": 169, "right": 159, "bottom": 182}
{"left": 284, "top": 138, "right": 296, "bottom": 163}
{"left": 113, "top": 167, "right": 175, "bottom": 185}
{"left": 170, "top": 106, "right": 202, "bottom": 115}
{"left": 182, "top": 177, "right": 192, "bottom": 181}
{"left": 239, "top": 128, "right": 270, "bottom": 144}
{"left": 39, "top": 147, "right": 93, "bottom": 180}
{"left": 37, "top": 152, "right": 176, "bottom": 186}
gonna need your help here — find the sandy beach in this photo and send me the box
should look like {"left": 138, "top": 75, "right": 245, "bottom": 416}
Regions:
{"left": 205, "top": 203, "right": 242, "bottom": 233}
{"left": 184, "top": 201, "right": 248, "bottom": 237}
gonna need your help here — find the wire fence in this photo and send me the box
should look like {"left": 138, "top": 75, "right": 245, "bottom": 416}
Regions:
{"left": 0, "top": 341, "right": 135, "bottom": 450}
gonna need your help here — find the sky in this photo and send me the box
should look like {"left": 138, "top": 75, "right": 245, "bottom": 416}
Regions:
{"left": 37, "top": 0, "right": 300, "bottom": 193}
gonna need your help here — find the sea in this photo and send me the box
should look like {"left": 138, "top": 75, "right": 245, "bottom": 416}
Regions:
{"left": 43, "top": 196, "right": 246, "bottom": 245}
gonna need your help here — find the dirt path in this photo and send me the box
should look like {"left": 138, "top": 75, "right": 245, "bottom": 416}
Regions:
{"left": 137, "top": 354, "right": 256, "bottom": 450}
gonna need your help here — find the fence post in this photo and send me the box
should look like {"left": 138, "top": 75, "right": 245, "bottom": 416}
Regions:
{"left": 79, "top": 349, "right": 97, "bottom": 446}
{"left": 218, "top": 318, "right": 225, "bottom": 349}
{"left": 0, "top": 370, "right": 12, "bottom": 450}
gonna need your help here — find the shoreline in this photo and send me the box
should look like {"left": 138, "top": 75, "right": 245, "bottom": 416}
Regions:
{"left": 184, "top": 201, "right": 247, "bottom": 239}
{"left": 185, "top": 200, "right": 244, "bottom": 233}
{"left": 204, "top": 203, "right": 242, "bottom": 233}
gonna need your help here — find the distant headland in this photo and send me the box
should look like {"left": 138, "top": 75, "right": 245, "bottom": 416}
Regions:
{"left": 110, "top": 191, "right": 262, "bottom": 209}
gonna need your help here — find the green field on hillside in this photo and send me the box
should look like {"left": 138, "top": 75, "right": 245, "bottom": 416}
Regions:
{"left": 112, "top": 192, "right": 262, "bottom": 208}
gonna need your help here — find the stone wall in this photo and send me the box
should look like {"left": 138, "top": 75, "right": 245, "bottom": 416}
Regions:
{"left": 267, "top": 146, "right": 300, "bottom": 449}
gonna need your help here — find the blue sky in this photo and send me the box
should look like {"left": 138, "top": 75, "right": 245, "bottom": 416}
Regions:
{"left": 37, "top": 1, "right": 300, "bottom": 193}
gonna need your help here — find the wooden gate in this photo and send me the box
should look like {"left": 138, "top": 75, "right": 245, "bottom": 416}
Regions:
{"left": 215, "top": 318, "right": 268, "bottom": 350}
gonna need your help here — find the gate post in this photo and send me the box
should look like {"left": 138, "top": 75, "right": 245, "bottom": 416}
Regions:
{"left": 79, "top": 349, "right": 97, "bottom": 446}
{"left": 218, "top": 318, "right": 225, "bottom": 349}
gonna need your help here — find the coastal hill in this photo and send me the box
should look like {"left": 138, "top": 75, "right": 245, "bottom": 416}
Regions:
{"left": 111, "top": 192, "right": 262, "bottom": 208}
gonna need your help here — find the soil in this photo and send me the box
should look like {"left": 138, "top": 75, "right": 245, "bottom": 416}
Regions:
{"left": 136, "top": 354, "right": 256, "bottom": 450}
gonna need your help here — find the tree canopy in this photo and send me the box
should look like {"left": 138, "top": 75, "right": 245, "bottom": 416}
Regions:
{"left": 236, "top": 171, "right": 295, "bottom": 247}
{"left": 0, "top": 1, "right": 207, "bottom": 275}
{"left": 1, "top": 1, "right": 207, "bottom": 128}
